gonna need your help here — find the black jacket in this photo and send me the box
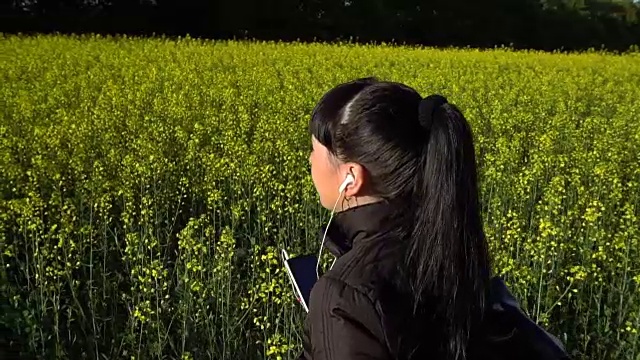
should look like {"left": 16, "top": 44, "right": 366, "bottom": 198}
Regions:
{"left": 297, "top": 201, "right": 570, "bottom": 360}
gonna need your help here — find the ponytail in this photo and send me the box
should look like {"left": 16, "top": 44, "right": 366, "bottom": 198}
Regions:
{"left": 405, "top": 95, "right": 491, "bottom": 359}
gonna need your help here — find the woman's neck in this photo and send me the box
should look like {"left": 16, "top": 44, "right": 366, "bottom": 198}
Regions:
{"left": 337, "top": 195, "right": 381, "bottom": 212}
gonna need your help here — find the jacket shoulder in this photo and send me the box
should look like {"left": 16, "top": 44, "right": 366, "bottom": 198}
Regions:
{"left": 309, "top": 274, "right": 378, "bottom": 315}
{"left": 305, "top": 274, "right": 392, "bottom": 359}
{"left": 322, "top": 237, "right": 397, "bottom": 298}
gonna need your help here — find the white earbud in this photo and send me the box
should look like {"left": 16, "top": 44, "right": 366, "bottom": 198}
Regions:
{"left": 338, "top": 174, "right": 355, "bottom": 194}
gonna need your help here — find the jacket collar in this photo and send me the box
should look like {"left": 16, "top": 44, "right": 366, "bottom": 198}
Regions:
{"left": 321, "top": 200, "right": 397, "bottom": 258}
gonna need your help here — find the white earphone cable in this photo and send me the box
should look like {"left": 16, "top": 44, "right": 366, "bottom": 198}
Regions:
{"left": 316, "top": 191, "right": 344, "bottom": 279}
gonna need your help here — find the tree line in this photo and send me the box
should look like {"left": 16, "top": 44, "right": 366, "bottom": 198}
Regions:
{"left": 1, "top": 0, "right": 639, "bottom": 51}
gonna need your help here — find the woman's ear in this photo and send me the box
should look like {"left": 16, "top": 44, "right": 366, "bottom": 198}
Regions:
{"left": 341, "top": 163, "right": 366, "bottom": 198}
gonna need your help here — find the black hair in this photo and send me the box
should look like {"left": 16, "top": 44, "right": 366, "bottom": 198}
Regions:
{"left": 309, "top": 77, "right": 491, "bottom": 360}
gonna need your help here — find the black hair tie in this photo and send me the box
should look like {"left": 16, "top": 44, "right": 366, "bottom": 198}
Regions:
{"left": 418, "top": 94, "right": 448, "bottom": 132}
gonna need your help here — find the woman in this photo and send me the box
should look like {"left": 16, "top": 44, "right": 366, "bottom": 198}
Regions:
{"left": 298, "top": 77, "right": 570, "bottom": 360}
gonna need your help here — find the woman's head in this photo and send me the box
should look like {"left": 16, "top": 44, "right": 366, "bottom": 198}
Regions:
{"left": 309, "top": 77, "right": 424, "bottom": 210}
{"left": 308, "top": 77, "right": 491, "bottom": 359}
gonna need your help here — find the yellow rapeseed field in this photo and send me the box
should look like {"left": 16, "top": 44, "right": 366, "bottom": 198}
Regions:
{"left": 1, "top": 34, "right": 639, "bottom": 360}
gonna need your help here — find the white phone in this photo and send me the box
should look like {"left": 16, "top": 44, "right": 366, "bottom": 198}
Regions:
{"left": 281, "top": 249, "right": 318, "bottom": 313}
